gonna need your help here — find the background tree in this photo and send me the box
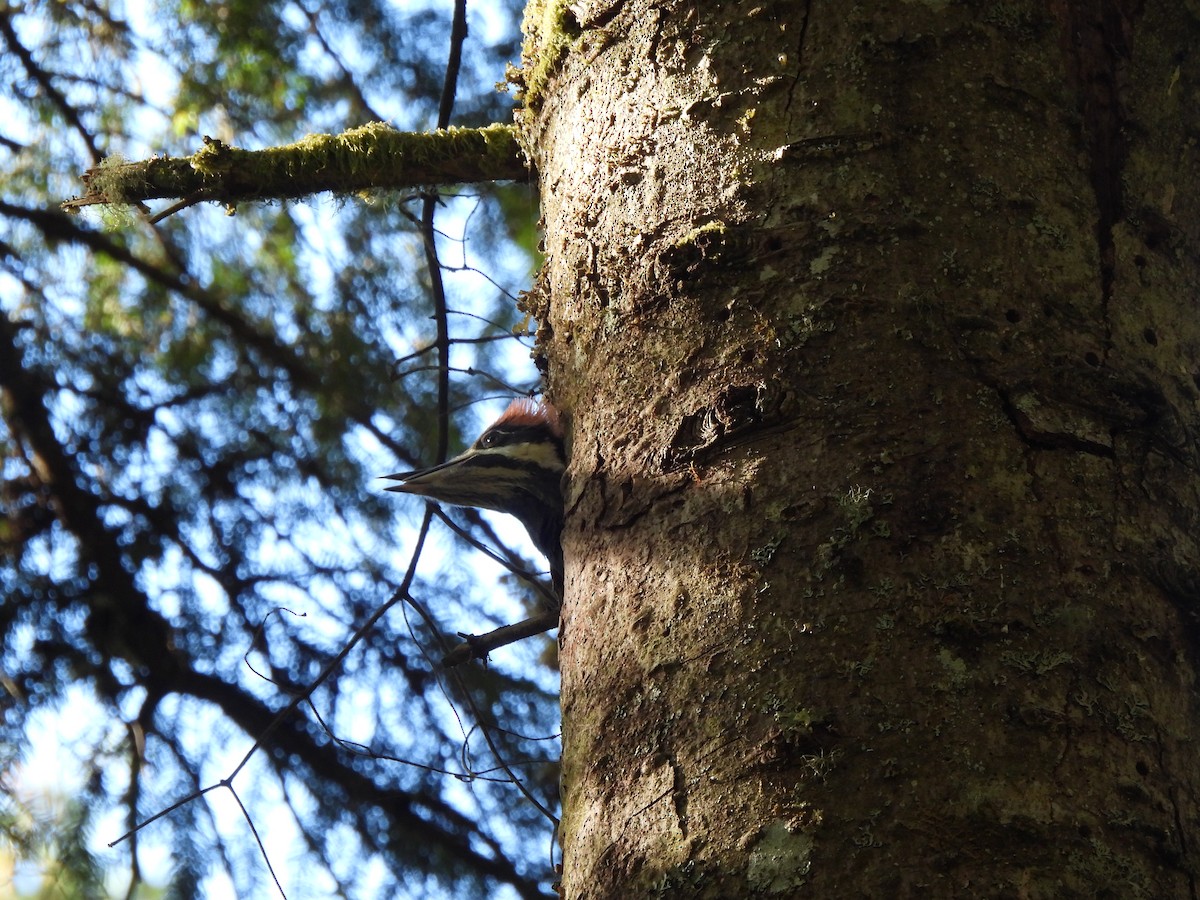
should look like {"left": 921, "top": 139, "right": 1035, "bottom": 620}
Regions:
{"left": 1, "top": 1, "right": 559, "bottom": 898}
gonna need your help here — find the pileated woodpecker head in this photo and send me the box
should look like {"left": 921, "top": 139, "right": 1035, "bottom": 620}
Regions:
{"left": 383, "top": 399, "right": 566, "bottom": 600}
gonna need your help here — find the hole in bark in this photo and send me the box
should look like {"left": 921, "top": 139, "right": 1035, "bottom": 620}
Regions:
{"left": 764, "top": 235, "right": 783, "bottom": 253}
{"left": 1143, "top": 328, "right": 1158, "bottom": 346}
{"left": 1134, "top": 254, "right": 1147, "bottom": 268}
{"left": 1042, "top": 303, "right": 1053, "bottom": 317}
{"left": 1193, "top": 373, "right": 1200, "bottom": 393}
{"left": 716, "top": 306, "right": 732, "bottom": 323}
{"left": 1005, "top": 308, "right": 1021, "bottom": 323}
{"left": 1136, "top": 760, "right": 1150, "bottom": 776}
{"left": 1084, "top": 352, "right": 1100, "bottom": 367}
{"left": 1143, "top": 222, "right": 1167, "bottom": 250}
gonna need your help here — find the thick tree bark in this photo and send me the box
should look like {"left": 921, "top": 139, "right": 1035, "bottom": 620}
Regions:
{"left": 524, "top": 0, "right": 1200, "bottom": 896}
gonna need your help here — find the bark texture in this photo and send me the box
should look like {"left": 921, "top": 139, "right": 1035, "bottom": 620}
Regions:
{"left": 523, "top": 1, "right": 1200, "bottom": 896}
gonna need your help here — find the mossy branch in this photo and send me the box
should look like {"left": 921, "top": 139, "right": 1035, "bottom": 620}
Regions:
{"left": 62, "top": 122, "right": 529, "bottom": 212}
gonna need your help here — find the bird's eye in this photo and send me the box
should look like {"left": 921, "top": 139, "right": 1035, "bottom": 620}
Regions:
{"left": 479, "top": 431, "right": 498, "bottom": 448}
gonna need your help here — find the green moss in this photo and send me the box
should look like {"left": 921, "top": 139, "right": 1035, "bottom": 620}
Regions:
{"left": 936, "top": 648, "right": 971, "bottom": 691}
{"left": 520, "top": 0, "right": 582, "bottom": 110}
{"left": 746, "top": 819, "right": 815, "bottom": 893}
{"left": 190, "top": 122, "right": 520, "bottom": 184}
{"left": 1000, "top": 649, "right": 1075, "bottom": 675}
{"left": 1065, "top": 838, "right": 1154, "bottom": 899}
{"left": 646, "top": 859, "right": 717, "bottom": 896}
{"left": 752, "top": 534, "right": 785, "bottom": 567}
{"left": 673, "top": 219, "right": 729, "bottom": 249}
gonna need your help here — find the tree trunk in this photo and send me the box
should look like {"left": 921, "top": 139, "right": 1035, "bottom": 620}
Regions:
{"left": 522, "top": 0, "right": 1200, "bottom": 896}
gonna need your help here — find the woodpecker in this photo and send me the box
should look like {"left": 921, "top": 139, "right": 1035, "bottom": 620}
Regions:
{"left": 383, "top": 399, "right": 565, "bottom": 603}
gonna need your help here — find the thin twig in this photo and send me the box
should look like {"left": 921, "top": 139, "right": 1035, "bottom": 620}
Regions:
{"left": 108, "top": 511, "right": 436, "bottom": 848}
{"left": 441, "top": 611, "right": 560, "bottom": 668}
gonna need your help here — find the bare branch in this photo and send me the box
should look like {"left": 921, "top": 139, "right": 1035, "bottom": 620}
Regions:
{"left": 441, "top": 612, "right": 560, "bottom": 668}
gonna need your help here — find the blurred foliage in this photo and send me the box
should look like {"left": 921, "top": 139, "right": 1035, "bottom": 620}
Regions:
{"left": 0, "top": 1, "right": 558, "bottom": 898}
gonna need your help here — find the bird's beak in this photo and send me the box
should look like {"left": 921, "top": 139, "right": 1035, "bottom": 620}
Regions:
{"left": 382, "top": 456, "right": 461, "bottom": 495}
{"left": 384, "top": 458, "right": 453, "bottom": 494}
{"left": 381, "top": 450, "right": 493, "bottom": 507}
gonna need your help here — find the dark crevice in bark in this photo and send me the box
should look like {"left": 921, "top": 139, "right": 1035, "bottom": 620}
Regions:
{"left": 669, "top": 752, "right": 689, "bottom": 840}
{"left": 1146, "top": 560, "right": 1200, "bottom": 677}
{"left": 783, "top": 0, "right": 814, "bottom": 114}
{"left": 661, "top": 383, "right": 789, "bottom": 471}
{"left": 994, "top": 386, "right": 1116, "bottom": 458}
{"left": 1159, "top": 730, "right": 1200, "bottom": 900}
{"left": 1059, "top": 1, "right": 1142, "bottom": 363}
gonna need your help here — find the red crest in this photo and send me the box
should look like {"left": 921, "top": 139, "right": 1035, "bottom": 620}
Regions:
{"left": 493, "top": 398, "right": 563, "bottom": 437}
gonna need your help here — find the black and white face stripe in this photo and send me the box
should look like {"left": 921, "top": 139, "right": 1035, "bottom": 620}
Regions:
{"left": 475, "top": 421, "right": 564, "bottom": 461}
{"left": 382, "top": 423, "right": 564, "bottom": 511}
